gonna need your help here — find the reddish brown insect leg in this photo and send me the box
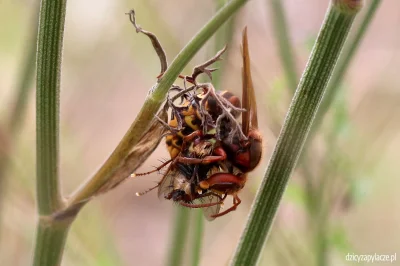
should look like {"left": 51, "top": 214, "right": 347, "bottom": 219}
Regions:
{"left": 211, "top": 194, "right": 241, "bottom": 218}
{"left": 131, "top": 159, "right": 172, "bottom": 177}
{"left": 182, "top": 130, "right": 203, "bottom": 143}
{"left": 178, "top": 130, "right": 203, "bottom": 152}
{"left": 199, "top": 172, "right": 244, "bottom": 190}
{"left": 176, "top": 147, "right": 227, "bottom": 165}
{"left": 135, "top": 184, "right": 160, "bottom": 196}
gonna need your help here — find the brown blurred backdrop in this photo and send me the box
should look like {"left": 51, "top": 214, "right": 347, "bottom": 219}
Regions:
{"left": 0, "top": 0, "right": 399, "bottom": 265}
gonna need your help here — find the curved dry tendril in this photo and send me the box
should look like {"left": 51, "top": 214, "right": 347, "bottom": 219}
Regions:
{"left": 155, "top": 112, "right": 182, "bottom": 133}
{"left": 169, "top": 85, "right": 197, "bottom": 103}
{"left": 188, "top": 46, "right": 227, "bottom": 83}
{"left": 126, "top": 9, "right": 168, "bottom": 76}
{"left": 198, "top": 84, "right": 247, "bottom": 141}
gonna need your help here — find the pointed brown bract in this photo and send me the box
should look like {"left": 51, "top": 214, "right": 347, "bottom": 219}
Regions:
{"left": 241, "top": 27, "right": 258, "bottom": 135}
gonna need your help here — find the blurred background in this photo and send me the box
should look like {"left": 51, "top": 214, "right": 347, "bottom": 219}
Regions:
{"left": 1, "top": 0, "right": 399, "bottom": 265}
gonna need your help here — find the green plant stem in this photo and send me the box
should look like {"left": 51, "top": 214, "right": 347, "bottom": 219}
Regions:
{"left": 36, "top": 0, "right": 66, "bottom": 215}
{"left": 65, "top": 0, "right": 249, "bottom": 217}
{"left": 33, "top": 221, "right": 71, "bottom": 266}
{"left": 190, "top": 210, "right": 204, "bottom": 266}
{"left": 166, "top": 207, "right": 191, "bottom": 266}
{"left": 33, "top": 0, "right": 68, "bottom": 266}
{"left": 269, "top": 0, "right": 298, "bottom": 92}
{"left": 230, "top": 1, "right": 362, "bottom": 265}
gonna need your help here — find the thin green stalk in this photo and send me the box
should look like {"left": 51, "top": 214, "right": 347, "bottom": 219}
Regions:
{"left": 269, "top": 0, "right": 298, "bottom": 92}
{"left": 8, "top": 4, "right": 40, "bottom": 134}
{"left": 166, "top": 207, "right": 191, "bottom": 266}
{"left": 230, "top": 1, "right": 362, "bottom": 265}
{"left": 190, "top": 210, "right": 204, "bottom": 266}
{"left": 35, "top": 0, "right": 66, "bottom": 216}
{"left": 33, "top": 221, "right": 71, "bottom": 266}
{"left": 33, "top": 0, "right": 68, "bottom": 266}
{"left": 64, "top": 0, "right": 249, "bottom": 219}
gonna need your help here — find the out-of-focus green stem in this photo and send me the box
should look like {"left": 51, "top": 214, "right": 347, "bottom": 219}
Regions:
{"left": 190, "top": 210, "right": 204, "bottom": 266}
{"left": 309, "top": 0, "right": 381, "bottom": 138}
{"left": 188, "top": 203, "right": 204, "bottom": 266}
{"left": 0, "top": 1, "right": 40, "bottom": 236}
{"left": 33, "top": 0, "right": 68, "bottom": 266}
{"left": 269, "top": 0, "right": 298, "bottom": 92}
{"left": 0, "top": 132, "right": 9, "bottom": 238}
{"left": 231, "top": 1, "right": 362, "bottom": 265}
{"left": 166, "top": 207, "right": 191, "bottom": 266}
{"left": 315, "top": 213, "right": 329, "bottom": 266}
{"left": 8, "top": 7, "right": 40, "bottom": 133}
